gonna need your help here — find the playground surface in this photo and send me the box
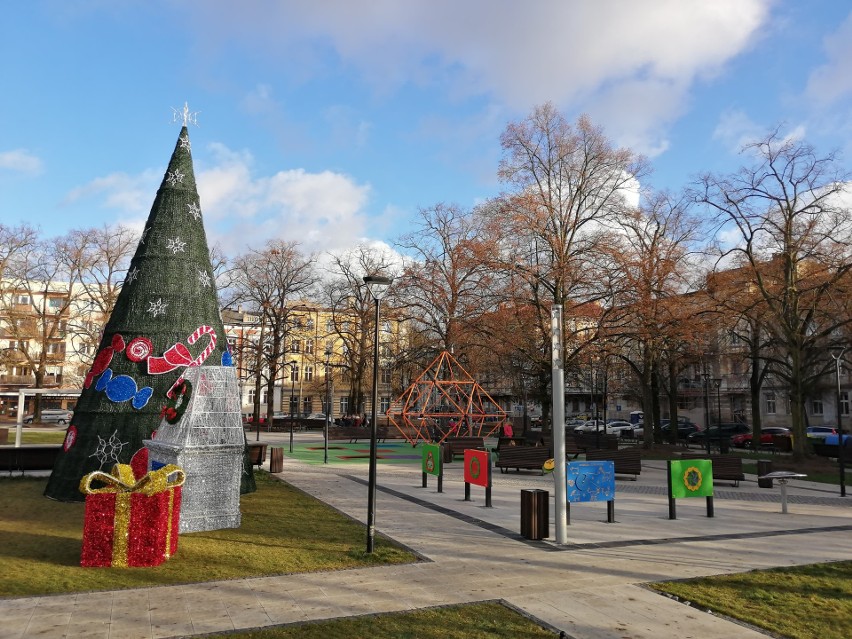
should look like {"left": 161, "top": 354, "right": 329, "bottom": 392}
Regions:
{"left": 4, "top": 430, "right": 851, "bottom": 638}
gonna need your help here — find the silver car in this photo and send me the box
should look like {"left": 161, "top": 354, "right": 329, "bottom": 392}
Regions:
{"left": 23, "top": 409, "right": 73, "bottom": 424}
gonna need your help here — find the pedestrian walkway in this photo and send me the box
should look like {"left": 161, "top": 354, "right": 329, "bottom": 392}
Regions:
{"left": 3, "top": 431, "right": 851, "bottom": 639}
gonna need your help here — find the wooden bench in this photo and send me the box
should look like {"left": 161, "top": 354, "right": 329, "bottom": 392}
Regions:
{"left": 538, "top": 434, "right": 583, "bottom": 458}
{"left": 0, "top": 445, "right": 62, "bottom": 475}
{"left": 679, "top": 452, "right": 745, "bottom": 486}
{"left": 575, "top": 433, "right": 620, "bottom": 451}
{"left": 443, "top": 436, "right": 485, "bottom": 459}
{"left": 495, "top": 446, "right": 552, "bottom": 474}
{"left": 585, "top": 446, "right": 641, "bottom": 479}
{"left": 327, "top": 426, "right": 391, "bottom": 443}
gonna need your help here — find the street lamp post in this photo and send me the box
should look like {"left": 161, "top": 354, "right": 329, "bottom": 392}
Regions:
{"left": 702, "top": 371, "right": 711, "bottom": 455}
{"left": 288, "top": 359, "right": 297, "bottom": 453}
{"left": 551, "top": 304, "right": 568, "bottom": 545}
{"left": 364, "top": 274, "right": 392, "bottom": 554}
{"left": 324, "top": 349, "right": 331, "bottom": 464}
{"left": 713, "top": 378, "right": 723, "bottom": 452}
{"left": 829, "top": 346, "right": 847, "bottom": 497}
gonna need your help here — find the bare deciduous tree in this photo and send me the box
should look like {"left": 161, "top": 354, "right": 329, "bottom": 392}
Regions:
{"left": 230, "top": 241, "right": 316, "bottom": 425}
{"left": 698, "top": 130, "right": 852, "bottom": 458}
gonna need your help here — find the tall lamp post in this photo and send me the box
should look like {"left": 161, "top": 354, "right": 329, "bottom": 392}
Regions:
{"left": 701, "top": 371, "right": 711, "bottom": 455}
{"left": 288, "top": 359, "right": 297, "bottom": 453}
{"left": 829, "top": 346, "right": 847, "bottom": 497}
{"left": 364, "top": 274, "right": 392, "bottom": 553}
{"left": 713, "top": 378, "right": 723, "bottom": 452}
{"left": 324, "top": 348, "right": 332, "bottom": 464}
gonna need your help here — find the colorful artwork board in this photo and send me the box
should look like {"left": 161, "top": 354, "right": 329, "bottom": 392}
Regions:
{"left": 669, "top": 459, "right": 714, "bottom": 498}
{"left": 566, "top": 461, "right": 615, "bottom": 503}
{"left": 421, "top": 443, "right": 442, "bottom": 477}
{"left": 463, "top": 449, "right": 491, "bottom": 487}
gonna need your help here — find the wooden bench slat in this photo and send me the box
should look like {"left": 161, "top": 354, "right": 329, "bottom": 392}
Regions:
{"left": 679, "top": 452, "right": 744, "bottom": 486}
{"left": 585, "top": 446, "right": 641, "bottom": 479}
{"left": 495, "top": 446, "right": 552, "bottom": 474}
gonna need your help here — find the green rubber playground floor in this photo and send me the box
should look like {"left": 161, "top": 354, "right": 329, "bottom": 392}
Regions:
{"left": 281, "top": 441, "right": 424, "bottom": 466}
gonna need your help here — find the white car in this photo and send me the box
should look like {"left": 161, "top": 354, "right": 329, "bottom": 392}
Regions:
{"left": 23, "top": 409, "right": 73, "bottom": 424}
{"left": 574, "top": 420, "right": 607, "bottom": 434}
{"left": 606, "top": 420, "right": 636, "bottom": 437}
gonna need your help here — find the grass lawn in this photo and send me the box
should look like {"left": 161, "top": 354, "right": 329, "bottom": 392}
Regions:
{"left": 0, "top": 472, "right": 415, "bottom": 598}
{"left": 651, "top": 561, "right": 852, "bottom": 639}
{"left": 210, "top": 601, "right": 556, "bottom": 639}
{"left": 4, "top": 429, "right": 66, "bottom": 444}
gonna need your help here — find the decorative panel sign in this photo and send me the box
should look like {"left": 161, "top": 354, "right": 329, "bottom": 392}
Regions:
{"left": 421, "top": 443, "right": 442, "bottom": 477}
{"left": 669, "top": 459, "right": 714, "bottom": 498}
{"left": 566, "top": 461, "right": 615, "bottom": 503}
{"left": 463, "top": 449, "right": 491, "bottom": 488}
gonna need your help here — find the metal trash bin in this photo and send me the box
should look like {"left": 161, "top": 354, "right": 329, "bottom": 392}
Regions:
{"left": 269, "top": 447, "right": 284, "bottom": 473}
{"left": 757, "top": 459, "right": 773, "bottom": 488}
{"left": 520, "top": 489, "right": 549, "bottom": 540}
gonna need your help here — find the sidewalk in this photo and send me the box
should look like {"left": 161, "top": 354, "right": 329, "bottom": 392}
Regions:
{"left": 3, "top": 431, "right": 851, "bottom": 639}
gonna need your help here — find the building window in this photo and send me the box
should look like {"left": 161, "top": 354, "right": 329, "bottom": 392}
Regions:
{"left": 764, "top": 392, "right": 776, "bottom": 415}
{"left": 302, "top": 396, "right": 312, "bottom": 415}
{"left": 326, "top": 319, "right": 334, "bottom": 333}
{"left": 290, "top": 366, "right": 300, "bottom": 382}
{"left": 46, "top": 342, "right": 65, "bottom": 355}
{"left": 305, "top": 339, "right": 314, "bottom": 355}
{"left": 247, "top": 388, "right": 256, "bottom": 405}
{"left": 841, "top": 391, "right": 850, "bottom": 417}
{"left": 380, "top": 397, "right": 391, "bottom": 413}
{"left": 381, "top": 367, "right": 392, "bottom": 384}
{"left": 14, "top": 294, "right": 30, "bottom": 305}
{"left": 382, "top": 320, "right": 392, "bottom": 334}
{"left": 261, "top": 390, "right": 268, "bottom": 405}
{"left": 305, "top": 366, "right": 314, "bottom": 382}
{"left": 325, "top": 340, "right": 334, "bottom": 356}
{"left": 339, "top": 396, "right": 349, "bottom": 415}
{"left": 306, "top": 317, "right": 314, "bottom": 330}
{"left": 811, "top": 399, "right": 823, "bottom": 416}
{"left": 291, "top": 339, "right": 300, "bottom": 353}
{"left": 48, "top": 297, "right": 64, "bottom": 309}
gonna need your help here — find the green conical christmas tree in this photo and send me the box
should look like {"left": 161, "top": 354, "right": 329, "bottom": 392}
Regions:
{"left": 46, "top": 114, "right": 255, "bottom": 501}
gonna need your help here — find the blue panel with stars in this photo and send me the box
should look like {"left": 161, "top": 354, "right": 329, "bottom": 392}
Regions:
{"left": 566, "top": 461, "right": 615, "bottom": 503}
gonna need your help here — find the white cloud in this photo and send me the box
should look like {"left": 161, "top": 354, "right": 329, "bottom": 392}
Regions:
{"left": 61, "top": 169, "right": 160, "bottom": 213}
{"left": 191, "top": 0, "right": 770, "bottom": 156}
{"left": 0, "top": 149, "right": 43, "bottom": 175}
{"left": 713, "top": 110, "right": 808, "bottom": 156}
{"left": 196, "top": 143, "right": 372, "bottom": 256}
{"left": 61, "top": 142, "right": 374, "bottom": 259}
{"left": 806, "top": 12, "right": 852, "bottom": 106}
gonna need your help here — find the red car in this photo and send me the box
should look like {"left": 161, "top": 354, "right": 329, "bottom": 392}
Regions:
{"left": 731, "top": 427, "right": 791, "bottom": 448}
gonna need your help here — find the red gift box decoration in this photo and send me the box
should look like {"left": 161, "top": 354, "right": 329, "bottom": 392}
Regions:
{"left": 79, "top": 462, "right": 185, "bottom": 567}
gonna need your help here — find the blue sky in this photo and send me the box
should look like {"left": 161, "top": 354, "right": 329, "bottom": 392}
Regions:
{"left": 2, "top": 0, "right": 851, "bottom": 259}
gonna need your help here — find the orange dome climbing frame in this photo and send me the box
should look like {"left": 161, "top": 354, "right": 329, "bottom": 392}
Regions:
{"left": 387, "top": 350, "right": 509, "bottom": 445}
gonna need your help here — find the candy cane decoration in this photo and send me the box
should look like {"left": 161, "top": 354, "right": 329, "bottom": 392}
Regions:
{"left": 163, "top": 326, "right": 217, "bottom": 398}
{"left": 187, "top": 325, "right": 216, "bottom": 367}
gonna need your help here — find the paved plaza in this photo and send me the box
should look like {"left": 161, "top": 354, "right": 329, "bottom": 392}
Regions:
{"left": 3, "top": 430, "right": 852, "bottom": 638}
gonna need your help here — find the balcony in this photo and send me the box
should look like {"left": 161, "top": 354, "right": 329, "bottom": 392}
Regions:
{"left": 0, "top": 374, "right": 35, "bottom": 386}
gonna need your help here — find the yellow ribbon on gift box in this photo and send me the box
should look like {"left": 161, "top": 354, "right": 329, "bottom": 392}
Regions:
{"left": 80, "top": 463, "right": 186, "bottom": 567}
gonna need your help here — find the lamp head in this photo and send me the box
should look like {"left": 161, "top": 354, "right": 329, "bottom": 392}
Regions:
{"left": 363, "top": 275, "right": 393, "bottom": 301}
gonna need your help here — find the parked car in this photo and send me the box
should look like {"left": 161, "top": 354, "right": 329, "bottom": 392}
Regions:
{"left": 23, "top": 409, "right": 73, "bottom": 424}
{"left": 731, "top": 426, "right": 791, "bottom": 449}
{"left": 687, "top": 422, "right": 751, "bottom": 443}
{"left": 573, "top": 420, "right": 606, "bottom": 434}
{"left": 606, "top": 420, "right": 636, "bottom": 437}
{"left": 806, "top": 426, "right": 837, "bottom": 440}
{"left": 661, "top": 420, "right": 703, "bottom": 438}
{"left": 304, "top": 412, "right": 327, "bottom": 421}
